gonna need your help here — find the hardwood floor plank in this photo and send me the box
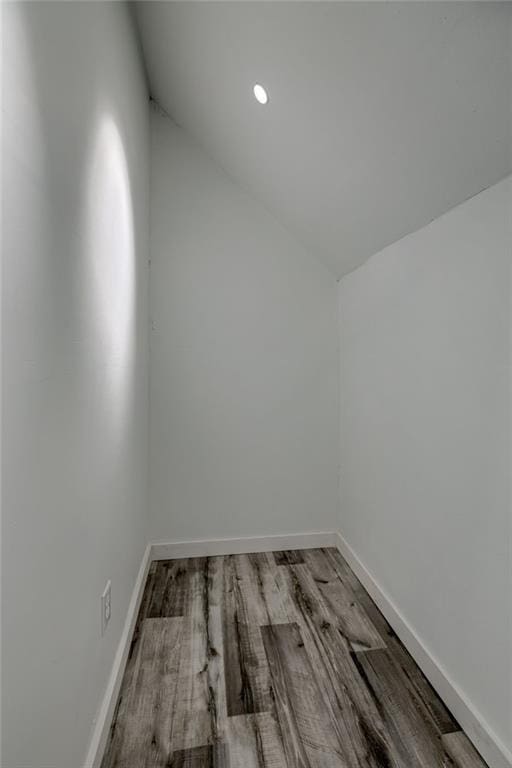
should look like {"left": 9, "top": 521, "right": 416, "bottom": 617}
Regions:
{"left": 274, "top": 550, "right": 305, "bottom": 566}
{"left": 148, "top": 559, "right": 193, "bottom": 618}
{"left": 170, "top": 560, "right": 213, "bottom": 753}
{"left": 275, "top": 565, "right": 402, "bottom": 767}
{"left": 101, "top": 618, "right": 183, "bottom": 768}
{"left": 272, "top": 556, "right": 398, "bottom": 755}
{"left": 101, "top": 562, "right": 160, "bottom": 766}
{"left": 227, "top": 713, "right": 288, "bottom": 768}
{"left": 322, "top": 548, "right": 399, "bottom": 645}
{"left": 298, "top": 623, "right": 400, "bottom": 767}
{"left": 262, "top": 622, "right": 346, "bottom": 768}
{"left": 222, "top": 555, "right": 270, "bottom": 716}
{"left": 383, "top": 636, "right": 460, "bottom": 736}
{"left": 322, "top": 548, "right": 459, "bottom": 734}
{"left": 351, "top": 648, "right": 453, "bottom": 767}
{"left": 442, "top": 732, "right": 489, "bottom": 768}
{"left": 248, "top": 551, "right": 299, "bottom": 624}
{"left": 202, "top": 556, "right": 229, "bottom": 754}
{"left": 227, "top": 715, "right": 261, "bottom": 768}
{"left": 138, "top": 560, "right": 159, "bottom": 619}
{"left": 284, "top": 562, "right": 334, "bottom": 625}
{"left": 304, "top": 549, "right": 385, "bottom": 650}
{"left": 285, "top": 560, "right": 384, "bottom": 653}
{"left": 168, "top": 745, "right": 213, "bottom": 767}
{"left": 169, "top": 743, "right": 229, "bottom": 767}
{"left": 232, "top": 554, "right": 272, "bottom": 625}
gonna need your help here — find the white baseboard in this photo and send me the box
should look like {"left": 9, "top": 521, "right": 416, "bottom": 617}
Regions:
{"left": 335, "top": 531, "right": 512, "bottom": 768}
{"left": 151, "top": 530, "right": 337, "bottom": 560}
{"left": 83, "top": 544, "right": 152, "bottom": 768}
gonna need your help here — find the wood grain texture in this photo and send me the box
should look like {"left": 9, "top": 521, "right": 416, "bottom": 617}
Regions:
{"left": 169, "top": 746, "right": 213, "bottom": 767}
{"left": 101, "top": 617, "right": 183, "bottom": 768}
{"left": 102, "top": 548, "right": 489, "bottom": 768}
{"left": 262, "top": 622, "right": 344, "bottom": 768}
{"left": 323, "top": 547, "right": 459, "bottom": 735}
{"left": 274, "top": 550, "right": 305, "bottom": 566}
{"left": 227, "top": 713, "right": 287, "bottom": 768}
{"left": 443, "top": 731, "right": 492, "bottom": 767}
{"left": 351, "top": 648, "right": 453, "bottom": 768}
{"left": 222, "top": 555, "right": 270, "bottom": 716}
{"left": 148, "top": 559, "right": 192, "bottom": 618}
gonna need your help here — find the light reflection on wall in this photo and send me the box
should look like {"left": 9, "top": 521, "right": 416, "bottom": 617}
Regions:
{"left": 84, "top": 115, "right": 135, "bottom": 426}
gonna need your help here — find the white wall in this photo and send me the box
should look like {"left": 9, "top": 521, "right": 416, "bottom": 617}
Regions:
{"left": 338, "top": 177, "right": 511, "bottom": 760}
{"left": 2, "top": 4, "right": 149, "bottom": 767}
{"left": 149, "top": 111, "right": 338, "bottom": 543}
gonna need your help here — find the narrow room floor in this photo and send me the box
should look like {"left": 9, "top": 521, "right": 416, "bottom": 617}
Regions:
{"left": 102, "top": 548, "right": 487, "bottom": 767}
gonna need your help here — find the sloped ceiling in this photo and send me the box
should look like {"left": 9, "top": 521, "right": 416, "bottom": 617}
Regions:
{"left": 134, "top": 2, "right": 511, "bottom": 277}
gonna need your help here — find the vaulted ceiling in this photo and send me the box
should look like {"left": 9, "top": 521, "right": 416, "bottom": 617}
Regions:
{"left": 134, "top": 2, "right": 511, "bottom": 277}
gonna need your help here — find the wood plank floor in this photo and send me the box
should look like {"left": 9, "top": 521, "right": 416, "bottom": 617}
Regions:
{"left": 101, "top": 548, "right": 488, "bottom": 768}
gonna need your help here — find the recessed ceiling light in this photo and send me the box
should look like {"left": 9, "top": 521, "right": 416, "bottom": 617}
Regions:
{"left": 253, "top": 84, "right": 269, "bottom": 105}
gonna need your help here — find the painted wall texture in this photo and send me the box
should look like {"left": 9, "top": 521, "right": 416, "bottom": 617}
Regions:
{"left": 149, "top": 111, "right": 339, "bottom": 544}
{"left": 338, "top": 177, "right": 511, "bottom": 760}
{"left": 2, "top": 4, "right": 150, "bottom": 766}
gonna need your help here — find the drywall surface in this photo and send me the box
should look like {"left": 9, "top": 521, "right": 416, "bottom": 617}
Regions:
{"left": 149, "top": 111, "right": 338, "bottom": 542}
{"left": 2, "top": 4, "right": 149, "bottom": 767}
{"left": 338, "top": 177, "right": 511, "bottom": 756}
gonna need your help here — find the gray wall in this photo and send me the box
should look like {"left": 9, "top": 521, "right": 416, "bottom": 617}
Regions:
{"left": 2, "top": 4, "right": 150, "bottom": 766}
{"left": 338, "top": 177, "right": 511, "bottom": 760}
{"left": 149, "top": 112, "right": 339, "bottom": 543}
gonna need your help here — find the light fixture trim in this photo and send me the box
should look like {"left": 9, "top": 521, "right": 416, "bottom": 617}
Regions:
{"left": 253, "top": 83, "right": 269, "bottom": 105}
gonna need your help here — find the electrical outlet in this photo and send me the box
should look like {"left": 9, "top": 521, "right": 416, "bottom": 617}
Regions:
{"left": 101, "top": 581, "right": 111, "bottom": 636}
